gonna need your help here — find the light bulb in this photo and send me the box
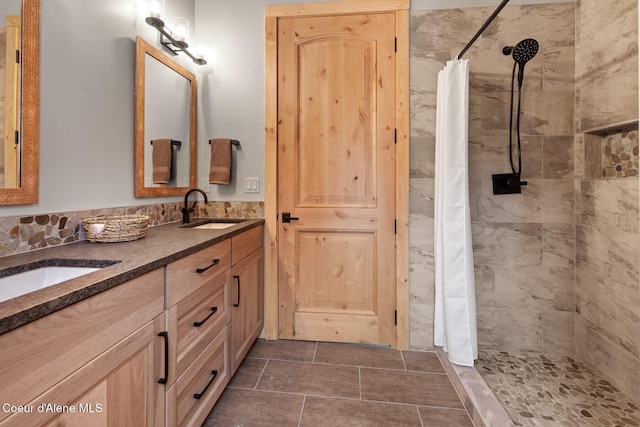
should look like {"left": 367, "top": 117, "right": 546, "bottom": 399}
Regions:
{"left": 148, "top": 0, "right": 165, "bottom": 18}
{"left": 172, "top": 17, "right": 189, "bottom": 42}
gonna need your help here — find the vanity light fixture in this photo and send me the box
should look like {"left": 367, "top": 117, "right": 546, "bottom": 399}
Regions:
{"left": 145, "top": 2, "right": 207, "bottom": 65}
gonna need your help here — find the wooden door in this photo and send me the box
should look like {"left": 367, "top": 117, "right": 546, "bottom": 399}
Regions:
{"left": 277, "top": 12, "right": 397, "bottom": 345}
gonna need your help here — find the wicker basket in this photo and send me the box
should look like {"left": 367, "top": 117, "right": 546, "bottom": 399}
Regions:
{"left": 83, "top": 215, "right": 149, "bottom": 243}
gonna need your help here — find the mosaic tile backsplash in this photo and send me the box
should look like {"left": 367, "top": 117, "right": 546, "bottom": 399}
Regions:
{"left": 0, "top": 201, "right": 264, "bottom": 258}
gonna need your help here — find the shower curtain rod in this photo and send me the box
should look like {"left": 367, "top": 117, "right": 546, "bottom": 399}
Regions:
{"left": 457, "top": 0, "right": 511, "bottom": 59}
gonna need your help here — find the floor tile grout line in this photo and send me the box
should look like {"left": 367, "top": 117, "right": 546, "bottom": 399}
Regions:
{"left": 416, "top": 405, "right": 425, "bottom": 427}
{"left": 358, "top": 366, "right": 362, "bottom": 400}
{"left": 400, "top": 350, "right": 408, "bottom": 371}
{"left": 256, "top": 356, "right": 444, "bottom": 374}
{"left": 312, "top": 340, "right": 318, "bottom": 362}
{"left": 228, "top": 386, "right": 469, "bottom": 411}
{"left": 253, "top": 358, "right": 270, "bottom": 390}
{"left": 297, "top": 394, "right": 307, "bottom": 427}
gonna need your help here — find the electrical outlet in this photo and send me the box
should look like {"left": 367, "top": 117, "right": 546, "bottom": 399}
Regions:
{"left": 200, "top": 177, "right": 210, "bottom": 192}
{"left": 244, "top": 178, "right": 260, "bottom": 193}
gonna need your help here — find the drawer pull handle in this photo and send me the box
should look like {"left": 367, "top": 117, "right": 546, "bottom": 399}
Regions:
{"left": 157, "top": 331, "right": 169, "bottom": 384}
{"left": 233, "top": 275, "right": 240, "bottom": 307}
{"left": 196, "top": 258, "right": 220, "bottom": 273}
{"left": 193, "top": 306, "right": 218, "bottom": 327}
{"left": 193, "top": 370, "right": 218, "bottom": 400}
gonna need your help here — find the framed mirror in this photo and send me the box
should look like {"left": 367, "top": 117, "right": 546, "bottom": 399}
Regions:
{"left": 0, "top": 0, "right": 39, "bottom": 205}
{"left": 135, "top": 36, "right": 196, "bottom": 197}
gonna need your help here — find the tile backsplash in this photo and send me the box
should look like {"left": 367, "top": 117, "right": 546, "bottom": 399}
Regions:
{"left": 0, "top": 201, "right": 264, "bottom": 258}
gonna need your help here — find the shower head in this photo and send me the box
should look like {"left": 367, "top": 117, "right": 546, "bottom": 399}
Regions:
{"left": 512, "top": 38, "right": 539, "bottom": 64}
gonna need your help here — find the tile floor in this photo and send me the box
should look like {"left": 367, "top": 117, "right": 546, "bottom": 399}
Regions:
{"left": 476, "top": 350, "right": 640, "bottom": 427}
{"left": 203, "top": 339, "right": 474, "bottom": 426}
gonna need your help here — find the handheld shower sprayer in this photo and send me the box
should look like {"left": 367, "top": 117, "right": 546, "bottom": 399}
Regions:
{"left": 493, "top": 38, "right": 539, "bottom": 195}
{"left": 512, "top": 38, "right": 539, "bottom": 87}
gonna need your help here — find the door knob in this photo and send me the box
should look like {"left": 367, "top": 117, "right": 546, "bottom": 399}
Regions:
{"left": 282, "top": 212, "right": 299, "bottom": 223}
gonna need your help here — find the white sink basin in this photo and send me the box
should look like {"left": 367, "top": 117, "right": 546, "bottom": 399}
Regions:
{"left": 192, "top": 223, "right": 237, "bottom": 230}
{"left": 0, "top": 267, "right": 101, "bottom": 303}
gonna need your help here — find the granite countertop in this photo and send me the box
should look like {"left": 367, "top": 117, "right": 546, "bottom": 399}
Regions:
{"left": 0, "top": 218, "right": 264, "bottom": 335}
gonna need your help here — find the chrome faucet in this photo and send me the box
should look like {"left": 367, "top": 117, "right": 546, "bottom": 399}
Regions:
{"left": 182, "top": 188, "right": 208, "bottom": 223}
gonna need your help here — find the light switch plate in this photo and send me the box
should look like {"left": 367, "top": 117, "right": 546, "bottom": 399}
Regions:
{"left": 244, "top": 177, "right": 260, "bottom": 193}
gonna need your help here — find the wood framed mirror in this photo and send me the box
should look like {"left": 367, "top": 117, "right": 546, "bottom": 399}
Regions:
{"left": 135, "top": 36, "right": 197, "bottom": 197}
{"left": 0, "top": 0, "right": 39, "bottom": 205}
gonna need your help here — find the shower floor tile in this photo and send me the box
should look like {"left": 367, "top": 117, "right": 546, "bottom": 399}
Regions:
{"left": 476, "top": 350, "right": 640, "bottom": 426}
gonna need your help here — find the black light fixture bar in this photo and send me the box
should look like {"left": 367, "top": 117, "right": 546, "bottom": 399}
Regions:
{"left": 145, "top": 16, "right": 207, "bottom": 65}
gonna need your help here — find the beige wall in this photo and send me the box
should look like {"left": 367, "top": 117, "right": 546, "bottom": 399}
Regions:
{"left": 574, "top": 0, "right": 639, "bottom": 403}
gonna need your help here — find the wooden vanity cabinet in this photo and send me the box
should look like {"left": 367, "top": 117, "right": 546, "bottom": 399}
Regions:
{"left": 165, "top": 240, "right": 233, "bottom": 427}
{"left": 230, "top": 226, "right": 264, "bottom": 374}
{"left": 0, "top": 268, "right": 166, "bottom": 427}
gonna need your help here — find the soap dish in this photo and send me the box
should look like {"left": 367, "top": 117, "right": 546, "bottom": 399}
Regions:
{"left": 83, "top": 215, "right": 149, "bottom": 243}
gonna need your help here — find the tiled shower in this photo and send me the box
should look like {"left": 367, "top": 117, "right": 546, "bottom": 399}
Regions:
{"left": 409, "top": 0, "right": 639, "bottom": 424}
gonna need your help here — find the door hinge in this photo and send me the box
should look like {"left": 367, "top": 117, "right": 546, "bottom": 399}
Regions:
{"left": 15, "top": 49, "right": 20, "bottom": 64}
{"left": 394, "top": 310, "right": 397, "bottom": 325}
{"left": 394, "top": 37, "right": 397, "bottom": 52}
{"left": 15, "top": 130, "right": 19, "bottom": 145}
{"left": 394, "top": 219, "right": 397, "bottom": 235}
{"left": 394, "top": 129, "right": 397, "bottom": 144}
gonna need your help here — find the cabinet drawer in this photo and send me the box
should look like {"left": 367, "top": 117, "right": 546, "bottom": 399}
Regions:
{"left": 231, "top": 226, "right": 263, "bottom": 265}
{"left": 173, "top": 270, "right": 231, "bottom": 378}
{"left": 167, "top": 239, "right": 231, "bottom": 307}
{"left": 171, "top": 325, "right": 231, "bottom": 427}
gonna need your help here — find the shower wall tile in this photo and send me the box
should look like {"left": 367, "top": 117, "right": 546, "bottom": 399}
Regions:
{"left": 468, "top": 136, "right": 510, "bottom": 180}
{"left": 576, "top": 0, "right": 638, "bottom": 130}
{"left": 409, "top": 175, "right": 435, "bottom": 351}
{"left": 465, "top": 48, "right": 542, "bottom": 94}
{"left": 409, "top": 93, "right": 436, "bottom": 138}
{"left": 410, "top": 137, "right": 435, "bottom": 178}
{"left": 409, "top": 178, "right": 434, "bottom": 219}
{"left": 575, "top": 224, "right": 640, "bottom": 355}
{"left": 410, "top": 51, "right": 449, "bottom": 95}
{"left": 475, "top": 264, "right": 573, "bottom": 312}
{"left": 574, "top": 133, "right": 585, "bottom": 179}
{"left": 521, "top": 136, "right": 543, "bottom": 180}
{"left": 541, "top": 223, "right": 574, "bottom": 269}
{"left": 476, "top": 307, "right": 542, "bottom": 353}
{"left": 542, "top": 136, "right": 574, "bottom": 179}
{"left": 475, "top": 3, "right": 576, "bottom": 51}
{"left": 477, "top": 179, "right": 574, "bottom": 224}
{"left": 580, "top": 179, "right": 639, "bottom": 233}
{"left": 542, "top": 311, "right": 574, "bottom": 356}
{"left": 481, "top": 91, "right": 574, "bottom": 136}
{"left": 410, "top": 9, "right": 488, "bottom": 55}
{"left": 472, "top": 223, "right": 542, "bottom": 267}
{"left": 575, "top": 315, "right": 640, "bottom": 402}
{"left": 542, "top": 46, "right": 575, "bottom": 92}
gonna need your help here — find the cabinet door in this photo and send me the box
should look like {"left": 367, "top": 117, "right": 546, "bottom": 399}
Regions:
{"left": 230, "top": 248, "right": 264, "bottom": 374}
{"left": 2, "top": 315, "right": 166, "bottom": 427}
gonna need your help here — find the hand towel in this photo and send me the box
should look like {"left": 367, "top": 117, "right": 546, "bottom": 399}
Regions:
{"left": 152, "top": 139, "right": 172, "bottom": 184}
{"left": 209, "top": 138, "right": 232, "bottom": 184}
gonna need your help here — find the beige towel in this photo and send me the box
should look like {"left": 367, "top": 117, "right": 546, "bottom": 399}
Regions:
{"left": 152, "top": 139, "right": 172, "bottom": 184}
{"left": 209, "top": 138, "right": 232, "bottom": 185}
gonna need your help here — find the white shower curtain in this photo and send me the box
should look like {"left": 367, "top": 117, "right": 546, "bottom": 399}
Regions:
{"left": 433, "top": 59, "right": 478, "bottom": 367}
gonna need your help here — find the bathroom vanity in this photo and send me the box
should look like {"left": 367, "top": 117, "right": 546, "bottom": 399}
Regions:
{"left": 0, "top": 219, "right": 264, "bottom": 426}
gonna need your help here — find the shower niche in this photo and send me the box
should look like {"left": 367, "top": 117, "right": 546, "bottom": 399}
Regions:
{"left": 583, "top": 119, "right": 639, "bottom": 179}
